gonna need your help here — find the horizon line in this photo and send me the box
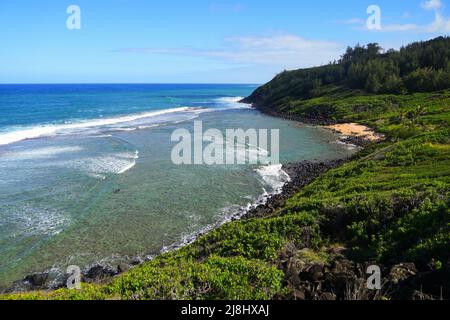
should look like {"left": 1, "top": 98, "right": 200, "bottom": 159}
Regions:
{"left": 0, "top": 82, "right": 262, "bottom": 85}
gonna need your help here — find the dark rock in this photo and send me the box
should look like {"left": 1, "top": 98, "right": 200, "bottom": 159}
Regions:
{"left": 389, "top": 263, "right": 417, "bottom": 284}
{"left": 331, "top": 258, "right": 354, "bottom": 274}
{"left": 24, "top": 272, "right": 49, "bottom": 288}
{"left": 117, "top": 263, "right": 131, "bottom": 273}
{"left": 6, "top": 272, "right": 51, "bottom": 292}
{"left": 286, "top": 261, "right": 302, "bottom": 287}
{"left": 8, "top": 280, "right": 33, "bottom": 293}
{"left": 83, "top": 265, "right": 116, "bottom": 283}
{"left": 293, "top": 289, "right": 306, "bottom": 300}
{"left": 310, "top": 263, "right": 324, "bottom": 274}
{"left": 312, "top": 271, "right": 324, "bottom": 282}
{"left": 403, "top": 267, "right": 450, "bottom": 299}
{"left": 131, "top": 257, "right": 144, "bottom": 265}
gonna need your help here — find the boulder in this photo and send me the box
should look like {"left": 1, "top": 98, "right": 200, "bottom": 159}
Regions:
{"left": 131, "top": 257, "right": 144, "bottom": 265}
{"left": 24, "top": 272, "right": 49, "bottom": 288}
{"left": 389, "top": 263, "right": 417, "bottom": 284}
{"left": 117, "top": 263, "right": 131, "bottom": 273}
{"left": 83, "top": 265, "right": 116, "bottom": 282}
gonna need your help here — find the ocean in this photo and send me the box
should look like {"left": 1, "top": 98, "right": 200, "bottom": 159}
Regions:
{"left": 0, "top": 84, "right": 354, "bottom": 288}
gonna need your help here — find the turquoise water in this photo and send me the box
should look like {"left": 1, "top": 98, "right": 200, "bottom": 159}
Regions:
{"left": 0, "top": 84, "right": 354, "bottom": 288}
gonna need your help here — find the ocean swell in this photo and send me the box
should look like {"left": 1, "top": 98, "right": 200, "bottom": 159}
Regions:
{"left": 0, "top": 107, "right": 198, "bottom": 146}
{"left": 0, "top": 97, "right": 252, "bottom": 147}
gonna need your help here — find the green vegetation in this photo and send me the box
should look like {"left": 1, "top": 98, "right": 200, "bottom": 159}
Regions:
{"left": 244, "top": 36, "right": 450, "bottom": 107}
{"left": 284, "top": 130, "right": 449, "bottom": 266}
{"left": 3, "top": 37, "right": 449, "bottom": 300}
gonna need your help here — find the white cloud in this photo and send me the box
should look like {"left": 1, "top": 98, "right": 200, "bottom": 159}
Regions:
{"left": 340, "top": 18, "right": 366, "bottom": 25}
{"left": 382, "top": 23, "right": 419, "bottom": 32}
{"left": 421, "top": 0, "right": 442, "bottom": 10}
{"left": 426, "top": 11, "right": 450, "bottom": 31}
{"left": 419, "top": 0, "right": 450, "bottom": 32}
{"left": 115, "top": 35, "right": 344, "bottom": 69}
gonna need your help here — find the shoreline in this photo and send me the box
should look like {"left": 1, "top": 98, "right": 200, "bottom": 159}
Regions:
{"left": 6, "top": 158, "right": 348, "bottom": 293}
{"left": 4, "top": 107, "right": 354, "bottom": 293}
{"left": 5, "top": 101, "right": 443, "bottom": 300}
{"left": 241, "top": 102, "right": 383, "bottom": 147}
{"left": 324, "top": 123, "right": 384, "bottom": 146}
{"left": 244, "top": 160, "right": 347, "bottom": 220}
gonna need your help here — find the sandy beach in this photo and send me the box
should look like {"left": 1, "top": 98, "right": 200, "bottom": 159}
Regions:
{"left": 325, "top": 123, "right": 383, "bottom": 142}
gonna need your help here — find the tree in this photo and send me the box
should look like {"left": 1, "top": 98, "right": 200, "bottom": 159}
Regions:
{"left": 365, "top": 74, "right": 381, "bottom": 93}
{"left": 383, "top": 74, "right": 404, "bottom": 93}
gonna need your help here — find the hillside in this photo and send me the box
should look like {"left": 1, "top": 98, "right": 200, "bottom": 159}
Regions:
{"left": 244, "top": 37, "right": 450, "bottom": 123}
{"left": 3, "top": 37, "right": 450, "bottom": 300}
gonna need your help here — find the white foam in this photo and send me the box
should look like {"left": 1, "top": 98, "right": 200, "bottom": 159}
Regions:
{"left": 2, "top": 146, "right": 83, "bottom": 160}
{"left": 0, "top": 127, "right": 58, "bottom": 147}
{"left": 216, "top": 96, "right": 244, "bottom": 105}
{"left": 221, "top": 140, "right": 270, "bottom": 165}
{"left": 335, "top": 139, "right": 359, "bottom": 150}
{"left": 255, "top": 164, "right": 291, "bottom": 193}
{"left": 0, "top": 98, "right": 252, "bottom": 147}
{"left": 214, "top": 96, "right": 253, "bottom": 110}
{"left": 3, "top": 204, "right": 70, "bottom": 238}
{"left": 0, "top": 107, "right": 197, "bottom": 146}
{"left": 62, "top": 150, "right": 139, "bottom": 178}
{"left": 117, "top": 151, "right": 139, "bottom": 174}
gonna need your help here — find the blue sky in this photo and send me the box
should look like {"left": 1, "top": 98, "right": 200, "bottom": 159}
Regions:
{"left": 0, "top": 0, "right": 449, "bottom": 83}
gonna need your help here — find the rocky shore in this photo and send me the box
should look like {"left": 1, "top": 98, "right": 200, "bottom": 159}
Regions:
{"left": 239, "top": 98, "right": 335, "bottom": 126}
{"left": 5, "top": 158, "right": 350, "bottom": 294}
{"left": 245, "top": 160, "right": 346, "bottom": 219}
